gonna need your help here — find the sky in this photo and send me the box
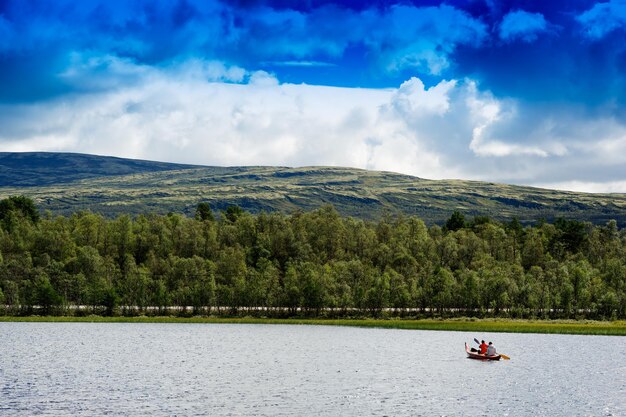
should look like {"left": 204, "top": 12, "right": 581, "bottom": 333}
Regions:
{"left": 1, "top": 0, "right": 626, "bottom": 192}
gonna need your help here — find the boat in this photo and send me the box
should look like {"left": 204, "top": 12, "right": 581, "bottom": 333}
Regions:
{"left": 465, "top": 343, "right": 501, "bottom": 361}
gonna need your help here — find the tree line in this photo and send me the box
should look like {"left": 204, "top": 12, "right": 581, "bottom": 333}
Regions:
{"left": 0, "top": 196, "right": 624, "bottom": 319}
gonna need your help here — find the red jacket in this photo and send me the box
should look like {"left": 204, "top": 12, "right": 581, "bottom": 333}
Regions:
{"left": 479, "top": 342, "right": 488, "bottom": 354}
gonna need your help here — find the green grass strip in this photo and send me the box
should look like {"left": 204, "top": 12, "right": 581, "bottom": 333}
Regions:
{"left": 1, "top": 316, "right": 625, "bottom": 335}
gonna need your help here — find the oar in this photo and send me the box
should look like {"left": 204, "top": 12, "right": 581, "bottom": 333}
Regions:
{"left": 469, "top": 338, "right": 481, "bottom": 353}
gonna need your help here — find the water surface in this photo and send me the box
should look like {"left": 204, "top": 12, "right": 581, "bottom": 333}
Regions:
{"left": 1, "top": 323, "right": 624, "bottom": 416}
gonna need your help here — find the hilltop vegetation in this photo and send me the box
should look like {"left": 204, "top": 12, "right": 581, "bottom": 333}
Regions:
{"left": 1, "top": 153, "right": 625, "bottom": 320}
{"left": 0, "top": 197, "right": 624, "bottom": 319}
{"left": 1, "top": 152, "right": 626, "bottom": 225}
{"left": 0, "top": 152, "right": 199, "bottom": 186}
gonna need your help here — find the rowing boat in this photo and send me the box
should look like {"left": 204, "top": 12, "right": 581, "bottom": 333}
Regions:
{"left": 465, "top": 343, "right": 501, "bottom": 361}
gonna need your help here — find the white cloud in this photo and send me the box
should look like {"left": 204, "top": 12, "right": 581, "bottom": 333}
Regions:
{"left": 533, "top": 180, "right": 626, "bottom": 194}
{"left": 0, "top": 59, "right": 465, "bottom": 180}
{"left": 371, "top": 4, "right": 487, "bottom": 74}
{"left": 391, "top": 77, "right": 457, "bottom": 117}
{"left": 578, "top": 0, "right": 626, "bottom": 39}
{"left": 499, "top": 10, "right": 550, "bottom": 43}
{"left": 465, "top": 85, "right": 551, "bottom": 157}
{"left": 248, "top": 71, "right": 279, "bottom": 87}
{"left": 3, "top": 58, "right": 626, "bottom": 192}
{"left": 59, "top": 55, "right": 248, "bottom": 91}
{"left": 263, "top": 61, "right": 336, "bottom": 68}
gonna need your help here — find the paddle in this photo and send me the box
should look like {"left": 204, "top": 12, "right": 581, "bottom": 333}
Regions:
{"left": 474, "top": 338, "right": 510, "bottom": 360}
{"left": 470, "top": 338, "right": 480, "bottom": 352}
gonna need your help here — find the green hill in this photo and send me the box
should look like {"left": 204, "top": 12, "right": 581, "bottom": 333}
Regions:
{"left": 0, "top": 152, "right": 200, "bottom": 186}
{"left": 1, "top": 152, "right": 625, "bottom": 225}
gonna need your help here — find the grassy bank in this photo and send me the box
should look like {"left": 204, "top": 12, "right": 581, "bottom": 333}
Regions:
{"left": 1, "top": 316, "right": 625, "bottom": 335}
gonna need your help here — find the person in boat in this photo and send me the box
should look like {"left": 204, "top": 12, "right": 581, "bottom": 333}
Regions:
{"left": 470, "top": 340, "right": 489, "bottom": 354}
{"left": 486, "top": 342, "right": 497, "bottom": 356}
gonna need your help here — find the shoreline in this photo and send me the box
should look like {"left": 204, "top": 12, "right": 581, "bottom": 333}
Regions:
{"left": 1, "top": 316, "right": 625, "bottom": 335}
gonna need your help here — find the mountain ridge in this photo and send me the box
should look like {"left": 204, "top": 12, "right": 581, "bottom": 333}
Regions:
{"left": 0, "top": 152, "right": 202, "bottom": 186}
{"left": 1, "top": 152, "right": 625, "bottom": 225}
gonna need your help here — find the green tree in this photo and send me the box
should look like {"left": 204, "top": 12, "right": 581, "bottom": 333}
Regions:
{"left": 282, "top": 263, "right": 302, "bottom": 314}
{"left": 459, "top": 269, "right": 481, "bottom": 314}
{"left": 388, "top": 268, "right": 411, "bottom": 310}
{"left": 0, "top": 195, "right": 40, "bottom": 224}
{"left": 552, "top": 218, "right": 589, "bottom": 257}
{"left": 299, "top": 262, "right": 328, "bottom": 315}
{"left": 522, "top": 228, "right": 546, "bottom": 269}
{"left": 506, "top": 217, "right": 524, "bottom": 261}
{"left": 195, "top": 202, "right": 215, "bottom": 222}
{"left": 224, "top": 205, "right": 244, "bottom": 223}
{"left": 428, "top": 267, "right": 456, "bottom": 314}
{"left": 445, "top": 211, "right": 465, "bottom": 232}
{"left": 101, "top": 287, "right": 119, "bottom": 316}
{"left": 215, "top": 246, "right": 247, "bottom": 312}
{"left": 33, "top": 274, "right": 62, "bottom": 316}
{"left": 120, "top": 255, "right": 150, "bottom": 312}
{"left": 33, "top": 274, "right": 62, "bottom": 314}
{"left": 364, "top": 271, "right": 390, "bottom": 316}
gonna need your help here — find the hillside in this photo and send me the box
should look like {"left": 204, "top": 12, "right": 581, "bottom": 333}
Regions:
{"left": 0, "top": 152, "right": 200, "bottom": 186}
{"left": 1, "top": 152, "right": 626, "bottom": 225}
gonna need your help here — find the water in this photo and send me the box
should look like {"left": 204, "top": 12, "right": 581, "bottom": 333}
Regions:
{"left": 0, "top": 323, "right": 624, "bottom": 416}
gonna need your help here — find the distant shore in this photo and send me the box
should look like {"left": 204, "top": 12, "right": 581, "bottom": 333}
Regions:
{"left": 1, "top": 316, "right": 625, "bottom": 336}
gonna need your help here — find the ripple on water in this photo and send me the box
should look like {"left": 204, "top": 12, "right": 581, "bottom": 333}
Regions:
{"left": 0, "top": 323, "right": 624, "bottom": 416}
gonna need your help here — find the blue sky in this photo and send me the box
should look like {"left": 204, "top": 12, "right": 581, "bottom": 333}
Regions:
{"left": 1, "top": 0, "right": 626, "bottom": 192}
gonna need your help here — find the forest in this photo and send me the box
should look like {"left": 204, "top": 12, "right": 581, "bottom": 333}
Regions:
{"left": 0, "top": 196, "right": 624, "bottom": 319}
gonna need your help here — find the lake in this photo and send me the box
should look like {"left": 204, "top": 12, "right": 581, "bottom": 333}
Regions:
{"left": 1, "top": 323, "right": 624, "bottom": 416}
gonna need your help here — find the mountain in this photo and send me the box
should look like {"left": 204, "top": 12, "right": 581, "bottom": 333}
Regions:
{"left": 0, "top": 152, "right": 200, "bottom": 186}
{"left": 1, "top": 152, "right": 626, "bottom": 225}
